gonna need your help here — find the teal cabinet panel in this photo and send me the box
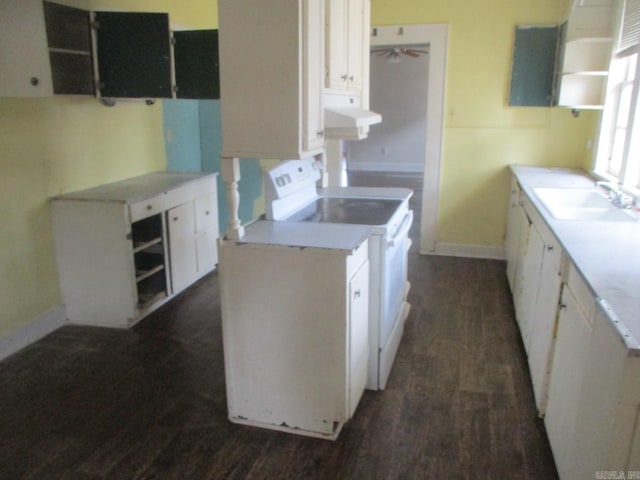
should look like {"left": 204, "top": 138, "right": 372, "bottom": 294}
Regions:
{"left": 509, "top": 25, "right": 560, "bottom": 107}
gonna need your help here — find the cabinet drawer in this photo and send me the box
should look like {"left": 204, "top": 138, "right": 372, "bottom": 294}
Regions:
{"left": 129, "top": 196, "right": 166, "bottom": 222}
{"left": 194, "top": 194, "right": 218, "bottom": 234}
{"left": 165, "top": 178, "right": 215, "bottom": 208}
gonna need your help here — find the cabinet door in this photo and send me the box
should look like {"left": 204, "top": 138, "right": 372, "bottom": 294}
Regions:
{"left": 325, "top": 0, "right": 348, "bottom": 90}
{"left": 43, "top": 1, "right": 94, "bottom": 95}
{"left": 544, "top": 285, "right": 593, "bottom": 479}
{"left": 167, "top": 202, "right": 197, "bottom": 294}
{"left": 0, "top": 0, "right": 54, "bottom": 97}
{"left": 505, "top": 183, "right": 524, "bottom": 291}
{"left": 528, "top": 239, "right": 562, "bottom": 414}
{"left": 194, "top": 194, "right": 218, "bottom": 234}
{"left": 348, "top": 260, "right": 369, "bottom": 418}
{"left": 95, "top": 12, "right": 172, "bottom": 98}
{"left": 346, "top": 0, "right": 365, "bottom": 93}
{"left": 303, "top": 0, "right": 325, "bottom": 152}
{"left": 509, "top": 25, "right": 560, "bottom": 106}
{"left": 512, "top": 205, "right": 531, "bottom": 309}
{"left": 174, "top": 29, "right": 219, "bottom": 99}
{"left": 325, "top": 0, "right": 365, "bottom": 95}
{"left": 517, "top": 221, "right": 545, "bottom": 352}
{"left": 194, "top": 193, "right": 219, "bottom": 273}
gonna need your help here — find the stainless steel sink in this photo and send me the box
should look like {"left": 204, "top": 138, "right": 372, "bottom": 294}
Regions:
{"left": 533, "top": 187, "right": 636, "bottom": 222}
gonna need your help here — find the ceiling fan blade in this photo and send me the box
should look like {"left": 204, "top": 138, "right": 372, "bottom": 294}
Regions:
{"left": 403, "top": 51, "right": 420, "bottom": 57}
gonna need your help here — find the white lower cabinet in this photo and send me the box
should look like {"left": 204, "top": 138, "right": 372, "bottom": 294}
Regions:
{"left": 545, "top": 268, "right": 640, "bottom": 479}
{"left": 506, "top": 172, "right": 640, "bottom": 479}
{"left": 219, "top": 234, "right": 369, "bottom": 440}
{"left": 51, "top": 172, "right": 219, "bottom": 327}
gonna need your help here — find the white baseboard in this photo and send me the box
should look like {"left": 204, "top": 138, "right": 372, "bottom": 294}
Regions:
{"left": 428, "top": 242, "right": 506, "bottom": 260}
{"left": 347, "top": 162, "right": 424, "bottom": 173}
{"left": 0, "top": 305, "right": 66, "bottom": 361}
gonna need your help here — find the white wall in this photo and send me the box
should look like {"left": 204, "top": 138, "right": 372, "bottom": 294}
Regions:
{"left": 347, "top": 46, "right": 429, "bottom": 173}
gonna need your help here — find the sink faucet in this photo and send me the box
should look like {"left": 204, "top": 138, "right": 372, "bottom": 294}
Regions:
{"left": 596, "top": 181, "right": 633, "bottom": 208}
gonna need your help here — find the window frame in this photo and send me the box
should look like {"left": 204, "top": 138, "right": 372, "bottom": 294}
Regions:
{"left": 594, "top": 0, "right": 640, "bottom": 193}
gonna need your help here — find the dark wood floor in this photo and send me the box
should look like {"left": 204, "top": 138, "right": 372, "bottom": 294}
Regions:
{"left": 0, "top": 173, "right": 558, "bottom": 480}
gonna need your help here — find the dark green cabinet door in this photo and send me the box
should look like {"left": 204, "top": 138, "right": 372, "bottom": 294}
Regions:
{"left": 174, "top": 30, "right": 220, "bottom": 99}
{"left": 95, "top": 12, "right": 172, "bottom": 98}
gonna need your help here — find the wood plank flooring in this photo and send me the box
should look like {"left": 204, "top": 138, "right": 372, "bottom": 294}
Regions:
{"left": 0, "top": 173, "right": 558, "bottom": 479}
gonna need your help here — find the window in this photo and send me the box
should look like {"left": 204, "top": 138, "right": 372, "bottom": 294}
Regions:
{"left": 595, "top": 0, "right": 640, "bottom": 190}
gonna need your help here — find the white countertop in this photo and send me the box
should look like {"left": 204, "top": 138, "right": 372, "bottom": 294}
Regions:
{"left": 51, "top": 172, "right": 218, "bottom": 204}
{"left": 511, "top": 165, "right": 640, "bottom": 353}
{"left": 228, "top": 219, "right": 371, "bottom": 253}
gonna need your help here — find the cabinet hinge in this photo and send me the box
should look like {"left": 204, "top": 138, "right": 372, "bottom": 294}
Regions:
{"left": 91, "top": 20, "right": 100, "bottom": 30}
{"left": 171, "top": 36, "right": 176, "bottom": 46}
{"left": 126, "top": 232, "right": 132, "bottom": 240}
{"left": 173, "top": 85, "right": 179, "bottom": 93}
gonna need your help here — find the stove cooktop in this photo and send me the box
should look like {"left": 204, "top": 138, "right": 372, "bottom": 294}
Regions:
{"left": 285, "top": 197, "right": 403, "bottom": 226}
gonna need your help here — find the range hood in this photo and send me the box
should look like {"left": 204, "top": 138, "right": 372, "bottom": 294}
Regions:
{"left": 324, "top": 106, "right": 381, "bottom": 128}
{"left": 323, "top": 93, "right": 382, "bottom": 140}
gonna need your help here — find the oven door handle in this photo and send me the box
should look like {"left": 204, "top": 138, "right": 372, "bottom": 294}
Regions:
{"left": 387, "top": 210, "right": 413, "bottom": 247}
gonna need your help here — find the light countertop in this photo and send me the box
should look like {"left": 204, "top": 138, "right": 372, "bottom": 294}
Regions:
{"left": 225, "top": 219, "right": 371, "bottom": 254}
{"left": 51, "top": 172, "right": 218, "bottom": 204}
{"left": 511, "top": 165, "right": 640, "bottom": 353}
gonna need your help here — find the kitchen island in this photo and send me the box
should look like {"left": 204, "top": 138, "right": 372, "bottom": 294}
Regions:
{"left": 218, "top": 220, "right": 371, "bottom": 440}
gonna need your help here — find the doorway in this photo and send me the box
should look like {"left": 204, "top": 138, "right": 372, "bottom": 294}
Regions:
{"left": 348, "top": 25, "right": 447, "bottom": 255}
{"left": 348, "top": 44, "right": 429, "bottom": 173}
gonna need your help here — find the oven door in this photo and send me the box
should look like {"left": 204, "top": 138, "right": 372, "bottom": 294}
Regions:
{"left": 378, "top": 210, "right": 413, "bottom": 388}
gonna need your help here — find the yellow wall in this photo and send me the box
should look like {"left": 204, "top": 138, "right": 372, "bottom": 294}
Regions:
{"left": 0, "top": 0, "right": 217, "bottom": 338}
{"left": 371, "top": 0, "right": 600, "bottom": 247}
{"left": 1, "top": 0, "right": 601, "bottom": 340}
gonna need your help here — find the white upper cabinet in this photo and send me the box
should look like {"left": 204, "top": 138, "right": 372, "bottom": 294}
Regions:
{"left": 218, "top": 0, "right": 325, "bottom": 160}
{"left": 323, "top": 0, "right": 379, "bottom": 140}
{"left": 0, "top": 0, "right": 54, "bottom": 97}
{"left": 325, "top": 0, "right": 367, "bottom": 98}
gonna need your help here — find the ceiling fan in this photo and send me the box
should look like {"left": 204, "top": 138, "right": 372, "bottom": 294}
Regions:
{"left": 371, "top": 47, "right": 429, "bottom": 62}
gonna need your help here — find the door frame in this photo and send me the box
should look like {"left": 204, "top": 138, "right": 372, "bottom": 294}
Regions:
{"left": 370, "top": 24, "right": 448, "bottom": 254}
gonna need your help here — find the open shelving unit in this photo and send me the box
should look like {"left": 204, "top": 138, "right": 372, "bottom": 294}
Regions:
{"left": 131, "top": 213, "right": 168, "bottom": 310}
{"left": 556, "top": 0, "right": 615, "bottom": 110}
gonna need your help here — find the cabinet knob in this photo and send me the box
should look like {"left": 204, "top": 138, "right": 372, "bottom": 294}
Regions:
{"left": 348, "top": 75, "right": 355, "bottom": 82}
{"left": 30, "top": 77, "right": 39, "bottom": 86}
{"left": 317, "top": 130, "right": 324, "bottom": 138}
{"left": 146, "top": 205, "right": 152, "bottom": 211}
{"left": 547, "top": 245, "right": 554, "bottom": 251}
{"left": 354, "top": 289, "right": 361, "bottom": 298}
{"left": 341, "top": 74, "right": 348, "bottom": 81}
{"left": 173, "top": 217, "right": 178, "bottom": 221}
{"left": 205, "top": 211, "right": 210, "bottom": 215}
